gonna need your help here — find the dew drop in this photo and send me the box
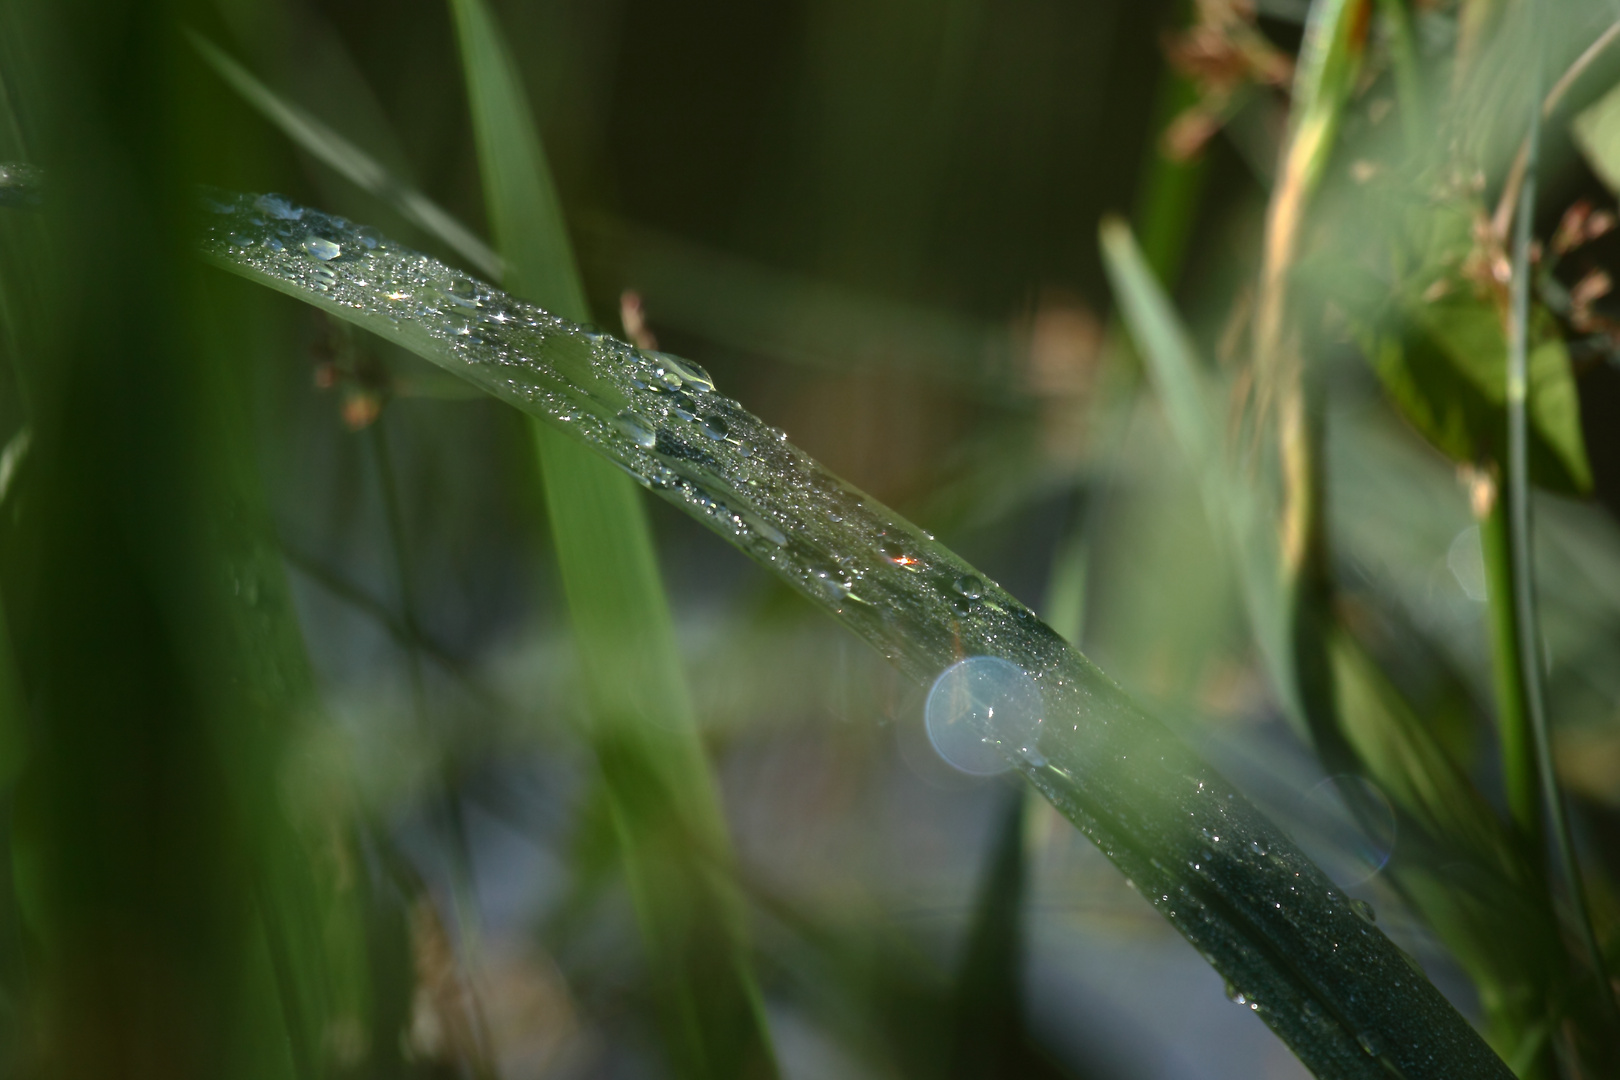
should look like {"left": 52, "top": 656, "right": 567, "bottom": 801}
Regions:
{"left": 750, "top": 517, "right": 788, "bottom": 546}
{"left": 702, "top": 415, "right": 729, "bottom": 440}
{"left": 1357, "top": 1032, "right": 1382, "bottom": 1057}
{"left": 1249, "top": 838, "right": 1270, "bottom": 857}
{"left": 1351, "top": 898, "right": 1377, "bottom": 924}
{"left": 811, "top": 570, "right": 846, "bottom": 601}
{"left": 924, "top": 656, "right": 1044, "bottom": 776}
{"left": 228, "top": 232, "right": 255, "bottom": 248}
{"left": 953, "top": 574, "right": 984, "bottom": 600}
{"left": 659, "top": 352, "right": 715, "bottom": 392}
{"left": 614, "top": 410, "right": 657, "bottom": 449}
{"left": 302, "top": 235, "right": 341, "bottom": 261}
{"left": 255, "top": 192, "right": 303, "bottom": 220}
{"left": 670, "top": 391, "right": 697, "bottom": 419}
{"left": 1224, "top": 982, "right": 1248, "bottom": 1005}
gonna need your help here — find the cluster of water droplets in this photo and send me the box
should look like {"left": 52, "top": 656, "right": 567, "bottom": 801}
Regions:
{"left": 195, "top": 190, "right": 1514, "bottom": 1080}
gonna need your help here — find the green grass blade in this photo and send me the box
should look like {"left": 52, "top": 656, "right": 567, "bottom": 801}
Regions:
{"left": 200, "top": 193, "right": 1517, "bottom": 1078}
{"left": 1502, "top": 41, "right": 1620, "bottom": 1032}
{"left": 443, "top": 1, "right": 778, "bottom": 1076}
{"left": 1099, "top": 217, "right": 1294, "bottom": 716}
{"left": 186, "top": 29, "right": 501, "bottom": 281}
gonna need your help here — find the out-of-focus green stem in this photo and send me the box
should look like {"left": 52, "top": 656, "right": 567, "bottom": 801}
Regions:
{"left": 1501, "top": 39, "right": 1620, "bottom": 1031}
{"left": 1478, "top": 486, "right": 1539, "bottom": 849}
{"left": 1373, "top": 0, "right": 1422, "bottom": 153}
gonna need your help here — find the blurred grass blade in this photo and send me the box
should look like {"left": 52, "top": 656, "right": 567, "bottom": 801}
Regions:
{"left": 1503, "top": 48, "right": 1620, "bottom": 1030}
{"left": 1098, "top": 217, "right": 1294, "bottom": 716}
{"left": 200, "top": 193, "right": 1517, "bottom": 1077}
{"left": 947, "top": 788, "right": 1063, "bottom": 1079}
{"left": 186, "top": 29, "right": 501, "bottom": 281}
{"left": 1102, "top": 214, "right": 1571, "bottom": 1067}
{"left": 443, "top": 1, "right": 779, "bottom": 1076}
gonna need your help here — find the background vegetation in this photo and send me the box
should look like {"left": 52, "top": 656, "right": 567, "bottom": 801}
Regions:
{"left": 3, "top": 0, "right": 1620, "bottom": 1077}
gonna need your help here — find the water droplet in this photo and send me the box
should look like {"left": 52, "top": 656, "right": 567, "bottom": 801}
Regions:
{"left": 1224, "top": 982, "right": 1248, "bottom": 1005}
{"left": 1292, "top": 775, "right": 1397, "bottom": 886}
{"left": 228, "top": 232, "right": 255, "bottom": 248}
{"left": 657, "top": 352, "right": 715, "bottom": 392}
{"left": 614, "top": 410, "right": 657, "bottom": 448}
{"left": 255, "top": 192, "right": 303, "bottom": 220}
{"left": 670, "top": 391, "right": 697, "bottom": 419}
{"left": 750, "top": 517, "right": 788, "bottom": 546}
{"left": 1249, "top": 838, "right": 1269, "bottom": 857}
{"left": 302, "top": 235, "right": 341, "bottom": 261}
{"left": 810, "top": 570, "right": 847, "bottom": 601}
{"left": 1357, "top": 1032, "right": 1382, "bottom": 1057}
{"left": 953, "top": 574, "right": 984, "bottom": 600}
{"left": 924, "top": 656, "right": 1044, "bottom": 776}
{"left": 702, "top": 415, "right": 729, "bottom": 440}
{"left": 1302, "top": 999, "right": 1322, "bottom": 1020}
{"left": 444, "top": 277, "right": 479, "bottom": 307}
{"left": 1351, "top": 898, "right": 1377, "bottom": 923}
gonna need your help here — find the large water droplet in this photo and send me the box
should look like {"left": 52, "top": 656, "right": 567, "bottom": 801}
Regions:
{"left": 302, "top": 235, "right": 341, "bottom": 261}
{"left": 924, "top": 656, "right": 1044, "bottom": 776}
{"left": 1291, "top": 775, "right": 1397, "bottom": 886}
{"left": 1224, "top": 981, "right": 1248, "bottom": 1005}
{"left": 615, "top": 409, "right": 657, "bottom": 449}
{"left": 749, "top": 516, "right": 788, "bottom": 546}
{"left": 702, "top": 415, "right": 729, "bottom": 441}
{"left": 650, "top": 351, "right": 715, "bottom": 392}
{"left": 444, "top": 277, "right": 479, "bottom": 308}
{"left": 1351, "top": 898, "right": 1377, "bottom": 924}
{"left": 255, "top": 192, "right": 303, "bottom": 220}
{"left": 953, "top": 574, "right": 984, "bottom": 600}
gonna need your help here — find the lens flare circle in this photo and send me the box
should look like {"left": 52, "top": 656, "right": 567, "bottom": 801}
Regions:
{"left": 924, "top": 656, "right": 1044, "bottom": 775}
{"left": 1292, "top": 775, "right": 1397, "bottom": 887}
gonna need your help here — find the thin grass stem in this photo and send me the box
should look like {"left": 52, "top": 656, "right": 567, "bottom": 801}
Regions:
{"left": 1503, "top": 44, "right": 1620, "bottom": 1029}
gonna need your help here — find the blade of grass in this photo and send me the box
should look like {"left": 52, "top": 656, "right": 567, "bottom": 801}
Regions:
{"left": 1502, "top": 39, "right": 1620, "bottom": 1031}
{"left": 443, "top": 1, "right": 779, "bottom": 1077}
{"left": 1099, "top": 217, "right": 1295, "bottom": 717}
{"left": 200, "top": 193, "right": 1517, "bottom": 1077}
{"left": 0, "top": 5, "right": 379, "bottom": 1073}
{"left": 186, "top": 29, "right": 502, "bottom": 281}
